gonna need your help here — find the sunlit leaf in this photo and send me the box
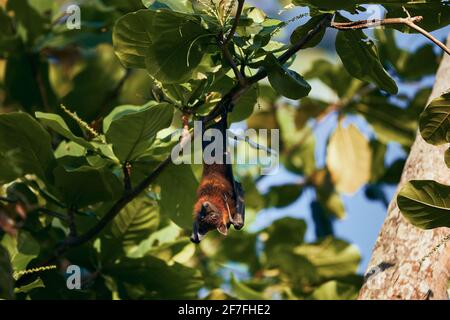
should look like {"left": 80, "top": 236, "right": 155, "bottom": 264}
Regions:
{"left": 326, "top": 123, "right": 371, "bottom": 194}
{"left": 419, "top": 91, "right": 450, "bottom": 146}
{"left": 1, "top": 231, "right": 40, "bottom": 271}
{"left": 397, "top": 180, "right": 450, "bottom": 229}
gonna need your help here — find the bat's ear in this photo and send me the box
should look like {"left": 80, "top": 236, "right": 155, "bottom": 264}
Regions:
{"left": 217, "top": 223, "right": 228, "bottom": 236}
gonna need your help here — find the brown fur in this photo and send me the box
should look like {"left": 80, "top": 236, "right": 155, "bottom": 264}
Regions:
{"left": 194, "top": 163, "right": 236, "bottom": 230}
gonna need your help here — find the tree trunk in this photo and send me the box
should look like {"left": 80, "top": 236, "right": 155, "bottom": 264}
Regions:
{"left": 358, "top": 36, "right": 450, "bottom": 300}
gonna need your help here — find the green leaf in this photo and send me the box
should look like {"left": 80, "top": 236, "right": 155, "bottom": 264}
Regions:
{"left": 105, "top": 102, "right": 174, "bottom": 163}
{"left": 113, "top": 9, "right": 155, "bottom": 69}
{"left": 397, "top": 180, "right": 450, "bottom": 229}
{"left": 304, "top": 60, "right": 362, "bottom": 98}
{"left": 54, "top": 141, "right": 87, "bottom": 159}
{"left": 5, "top": 53, "right": 56, "bottom": 113}
{"left": 310, "top": 280, "right": 358, "bottom": 300}
{"left": 263, "top": 218, "right": 307, "bottom": 253}
{"left": 6, "top": 0, "right": 49, "bottom": 44}
{"left": 1, "top": 231, "right": 40, "bottom": 272}
{"left": 106, "top": 197, "right": 160, "bottom": 253}
{"left": 350, "top": 94, "right": 418, "bottom": 147}
{"left": 265, "top": 54, "right": 311, "bottom": 100}
{"left": 53, "top": 158, "right": 122, "bottom": 207}
{"left": 419, "top": 91, "right": 450, "bottom": 146}
{"left": 15, "top": 278, "right": 45, "bottom": 295}
{"left": 113, "top": 9, "right": 213, "bottom": 84}
{"left": 335, "top": 28, "right": 398, "bottom": 94}
{"left": 35, "top": 112, "right": 94, "bottom": 150}
{"left": 0, "top": 8, "right": 21, "bottom": 54}
{"left": 294, "top": 237, "right": 360, "bottom": 278}
{"left": 0, "top": 245, "right": 14, "bottom": 300}
{"left": 230, "top": 275, "right": 266, "bottom": 300}
{"left": 156, "top": 163, "right": 198, "bottom": 229}
{"left": 290, "top": 15, "right": 327, "bottom": 49}
{"left": 369, "top": 140, "right": 387, "bottom": 183}
{"left": 61, "top": 44, "right": 127, "bottom": 122}
{"left": 317, "top": 188, "right": 346, "bottom": 219}
{"left": 265, "top": 184, "right": 304, "bottom": 208}
{"left": 104, "top": 256, "right": 203, "bottom": 299}
{"left": 229, "top": 85, "right": 258, "bottom": 123}
{"left": 375, "top": 29, "right": 439, "bottom": 81}
{"left": 144, "top": 0, "right": 194, "bottom": 13}
{"left": 292, "top": 0, "right": 356, "bottom": 11}
{"left": 0, "top": 113, "right": 56, "bottom": 184}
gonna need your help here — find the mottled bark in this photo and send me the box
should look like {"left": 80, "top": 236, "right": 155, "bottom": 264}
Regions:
{"left": 358, "top": 36, "right": 450, "bottom": 300}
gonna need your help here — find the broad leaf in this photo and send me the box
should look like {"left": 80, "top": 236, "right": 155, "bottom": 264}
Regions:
{"left": 156, "top": 163, "right": 198, "bottom": 229}
{"left": 0, "top": 245, "right": 14, "bottom": 300}
{"left": 294, "top": 237, "right": 360, "bottom": 279}
{"left": 265, "top": 184, "right": 304, "bottom": 208}
{"left": 327, "top": 124, "right": 371, "bottom": 194}
{"left": 230, "top": 275, "right": 266, "bottom": 300}
{"left": 35, "top": 112, "right": 94, "bottom": 150}
{"left": 53, "top": 158, "right": 122, "bottom": 207}
{"left": 419, "top": 91, "right": 450, "bottom": 146}
{"left": 265, "top": 54, "right": 311, "bottom": 100}
{"left": 310, "top": 280, "right": 359, "bottom": 300}
{"left": 107, "top": 198, "right": 160, "bottom": 253}
{"left": 61, "top": 44, "right": 127, "bottom": 122}
{"left": 113, "top": 9, "right": 213, "bottom": 84}
{"left": 397, "top": 180, "right": 450, "bottom": 229}
{"left": 1, "top": 231, "right": 40, "bottom": 272}
{"left": 104, "top": 256, "right": 203, "bottom": 299}
{"left": 0, "top": 113, "right": 55, "bottom": 184}
{"left": 14, "top": 278, "right": 45, "bottom": 295}
{"left": 290, "top": 15, "right": 327, "bottom": 49}
{"left": 336, "top": 27, "right": 398, "bottom": 94}
{"left": 105, "top": 102, "right": 174, "bottom": 163}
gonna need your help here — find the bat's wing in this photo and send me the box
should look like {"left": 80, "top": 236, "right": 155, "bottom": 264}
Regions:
{"left": 232, "top": 179, "right": 245, "bottom": 230}
{"left": 224, "top": 158, "right": 245, "bottom": 230}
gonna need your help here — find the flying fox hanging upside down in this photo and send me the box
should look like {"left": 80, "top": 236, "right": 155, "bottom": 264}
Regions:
{"left": 190, "top": 111, "right": 245, "bottom": 243}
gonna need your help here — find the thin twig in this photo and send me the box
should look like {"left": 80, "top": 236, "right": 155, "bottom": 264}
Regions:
{"left": 205, "top": 13, "right": 333, "bottom": 123}
{"left": 331, "top": 16, "right": 450, "bottom": 56}
{"left": 220, "top": 0, "right": 246, "bottom": 86}
{"left": 223, "top": 0, "right": 245, "bottom": 46}
{"left": 222, "top": 44, "right": 246, "bottom": 85}
{"left": 67, "top": 206, "right": 78, "bottom": 238}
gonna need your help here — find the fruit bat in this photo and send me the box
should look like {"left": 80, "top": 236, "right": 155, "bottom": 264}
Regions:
{"left": 190, "top": 111, "right": 245, "bottom": 243}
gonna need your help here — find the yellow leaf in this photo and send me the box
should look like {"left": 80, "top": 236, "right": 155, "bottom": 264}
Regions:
{"left": 326, "top": 123, "right": 372, "bottom": 194}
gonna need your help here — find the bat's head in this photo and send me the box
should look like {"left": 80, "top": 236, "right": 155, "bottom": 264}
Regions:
{"left": 190, "top": 201, "right": 229, "bottom": 244}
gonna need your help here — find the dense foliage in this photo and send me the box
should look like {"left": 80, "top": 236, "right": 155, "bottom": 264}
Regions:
{"left": 0, "top": 0, "right": 448, "bottom": 300}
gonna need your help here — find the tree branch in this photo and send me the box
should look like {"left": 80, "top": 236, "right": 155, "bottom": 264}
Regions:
{"left": 204, "top": 13, "right": 333, "bottom": 123}
{"left": 67, "top": 206, "right": 78, "bottom": 238}
{"left": 331, "top": 16, "right": 450, "bottom": 56}
{"left": 223, "top": 0, "right": 245, "bottom": 46}
{"left": 220, "top": 0, "right": 246, "bottom": 86}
